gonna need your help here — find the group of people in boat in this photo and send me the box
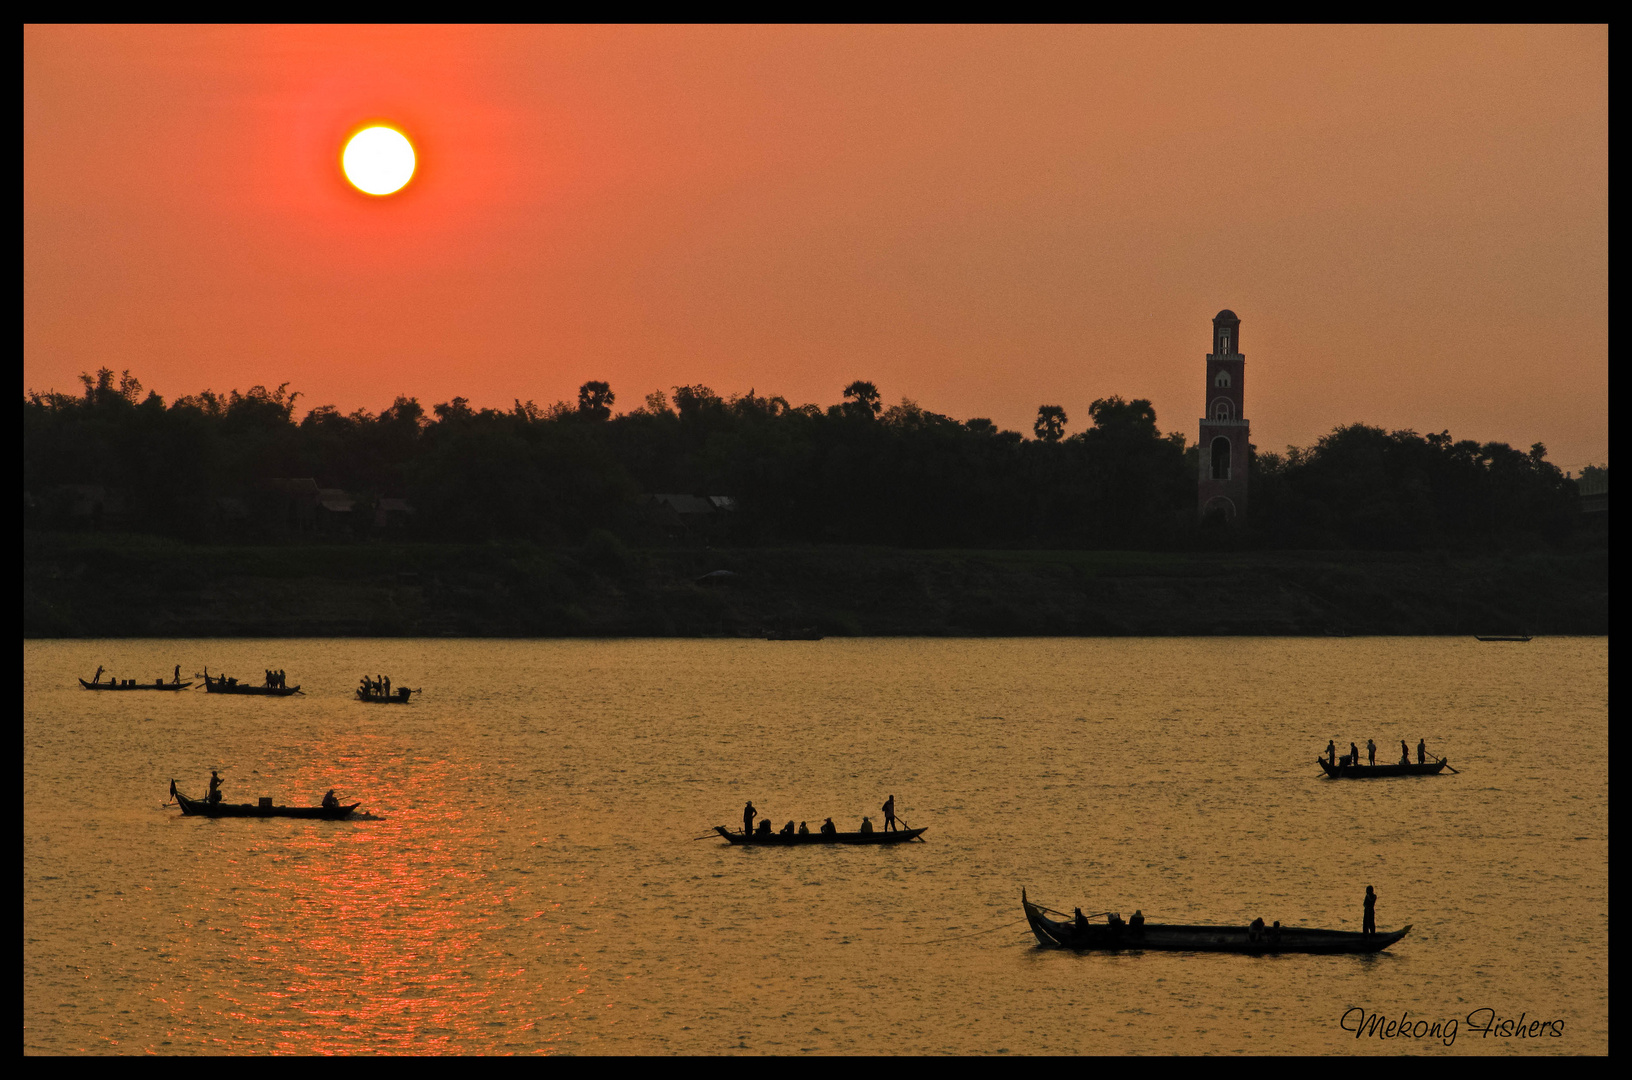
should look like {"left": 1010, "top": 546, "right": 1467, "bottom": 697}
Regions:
{"left": 1326, "top": 738, "right": 1433, "bottom": 767}
{"left": 1072, "top": 907, "right": 1149, "bottom": 940}
{"left": 87, "top": 664, "right": 185, "bottom": 686}
{"left": 742, "top": 795, "right": 903, "bottom": 836}
{"left": 1065, "top": 887, "right": 1381, "bottom": 942}
{"left": 264, "top": 669, "right": 289, "bottom": 689}
{"left": 359, "top": 674, "right": 397, "bottom": 698}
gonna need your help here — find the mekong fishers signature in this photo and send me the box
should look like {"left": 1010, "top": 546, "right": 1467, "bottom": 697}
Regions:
{"left": 1340, "top": 1007, "right": 1565, "bottom": 1047}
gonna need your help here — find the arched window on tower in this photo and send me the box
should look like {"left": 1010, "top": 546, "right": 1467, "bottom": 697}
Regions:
{"left": 1221, "top": 333, "right": 1230, "bottom": 354}
{"left": 1214, "top": 369, "right": 1232, "bottom": 388}
{"left": 1211, "top": 436, "right": 1231, "bottom": 480}
{"left": 1212, "top": 398, "right": 1233, "bottom": 421}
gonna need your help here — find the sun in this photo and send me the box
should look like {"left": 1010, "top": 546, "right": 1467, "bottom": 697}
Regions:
{"left": 342, "top": 126, "right": 416, "bottom": 196}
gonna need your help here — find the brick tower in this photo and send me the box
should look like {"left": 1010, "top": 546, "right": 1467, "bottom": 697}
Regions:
{"left": 1197, "top": 309, "right": 1249, "bottom": 520}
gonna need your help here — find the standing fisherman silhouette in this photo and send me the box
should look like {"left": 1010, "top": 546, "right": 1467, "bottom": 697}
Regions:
{"left": 1418, "top": 739, "right": 1427, "bottom": 765}
{"left": 882, "top": 794, "right": 897, "bottom": 832}
{"left": 1367, "top": 739, "right": 1377, "bottom": 765}
{"left": 1400, "top": 739, "right": 1411, "bottom": 765}
{"left": 742, "top": 801, "right": 756, "bottom": 836}
{"left": 1348, "top": 742, "right": 1359, "bottom": 768}
{"left": 1362, "top": 885, "right": 1377, "bottom": 935}
{"left": 173, "top": 664, "right": 181, "bottom": 685}
{"left": 207, "top": 770, "right": 224, "bottom": 805}
{"left": 1327, "top": 740, "right": 1336, "bottom": 766}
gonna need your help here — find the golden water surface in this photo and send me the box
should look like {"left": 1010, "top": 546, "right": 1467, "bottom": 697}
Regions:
{"left": 23, "top": 638, "right": 1608, "bottom": 1055}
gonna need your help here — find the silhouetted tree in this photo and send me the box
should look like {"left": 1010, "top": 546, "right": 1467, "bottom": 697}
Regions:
{"left": 1034, "top": 405, "right": 1068, "bottom": 443}
{"left": 577, "top": 381, "right": 615, "bottom": 421}
{"left": 842, "top": 380, "right": 882, "bottom": 419}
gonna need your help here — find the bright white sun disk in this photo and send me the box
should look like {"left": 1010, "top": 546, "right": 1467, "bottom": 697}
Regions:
{"left": 343, "top": 126, "right": 416, "bottom": 195}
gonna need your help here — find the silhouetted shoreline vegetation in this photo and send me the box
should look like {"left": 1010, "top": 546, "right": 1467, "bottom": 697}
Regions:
{"left": 23, "top": 532, "right": 1607, "bottom": 638}
{"left": 26, "top": 369, "right": 1591, "bottom": 553}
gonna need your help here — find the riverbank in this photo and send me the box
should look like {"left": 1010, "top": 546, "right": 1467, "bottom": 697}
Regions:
{"left": 24, "top": 532, "right": 1606, "bottom": 638}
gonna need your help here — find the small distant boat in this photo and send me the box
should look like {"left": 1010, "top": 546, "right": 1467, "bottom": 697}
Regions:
{"left": 1318, "top": 757, "right": 1449, "bottom": 778}
{"left": 356, "top": 686, "right": 417, "bottom": 704}
{"left": 80, "top": 678, "right": 192, "bottom": 691}
{"left": 713, "top": 825, "right": 925, "bottom": 845}
{"left": 169, "top": 780, "right": 357, "bottom": 819}
{"left": 198, "top": 668, "right": 298, "bottom": 695}
{"left": 1475, "top": 635, "right": 1532, "bottom": 642}
{"left": 201, "top": 677, "right": 300, "bottom": 696}
{"left": 1022, "top": 890, "right": 1409, "bottom": 954}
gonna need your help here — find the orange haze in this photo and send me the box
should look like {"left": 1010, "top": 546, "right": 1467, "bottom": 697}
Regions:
{"left": 25, "top": 25, "right": 1607, "bottom": 468}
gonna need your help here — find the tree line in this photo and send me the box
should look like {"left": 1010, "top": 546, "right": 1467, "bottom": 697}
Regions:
{"left": 23, "top": 368, "right": 1586, "bottom": 550}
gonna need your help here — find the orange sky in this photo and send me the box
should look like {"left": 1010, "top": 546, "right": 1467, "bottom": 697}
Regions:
{"left": 24, "top": 25, "right": 1608, "bottom": 469}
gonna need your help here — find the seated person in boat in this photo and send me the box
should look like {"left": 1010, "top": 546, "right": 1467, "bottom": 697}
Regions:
{"left": 780, "top": 820, "right": 795, "bottom": 836}
{"left": 1129, "top": 909, "right": 1145, "bottom": 936}
{"left": 1268, "top": 921, "right": 1282, "bottom": 945}
{"left": 1107, "top": 912, "right": 1125, "bottom": 939}
{"left": 322, "top": 789, "right": 340, "bottom": 809}
{"left": 798, "top": 821, "right": 810, "bottom": 835}
{"left": 859, "top": 816, "right": 874, "bottom": 834}
{"left": 820, "top": 818, "right": 836, "bottom": 836}
{"left": 755, "top": 819, "right": 772, "bottom": 836}
{"left": 1249, "top": 916, "right": 1265, "bottom": 942}
{"left": 207, "top": 770, "right": 224, "bottom": 804}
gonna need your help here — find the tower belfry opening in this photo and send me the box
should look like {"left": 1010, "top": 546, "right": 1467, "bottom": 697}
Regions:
{"left": 1198, "top": 309, "right": 1249, "bottom": 520}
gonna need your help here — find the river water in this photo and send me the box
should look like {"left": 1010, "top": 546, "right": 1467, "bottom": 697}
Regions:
{"left": 23, "top": 637, "right": 1608, "bottom": 1055}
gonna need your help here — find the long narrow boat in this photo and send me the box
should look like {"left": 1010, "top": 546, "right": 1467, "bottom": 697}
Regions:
{"left": 201, "top": 678, "right": 300, "bottom": 696}
{"left": 1317, "top": 757, "right": 1449, "bottom": 778}
{"left": 1475, "top": 635, "right": 1532, "bottom": 642}
{"left": 1022, "top": 890, "right": 1409, "bottom": 954}
{"left": 713, "top": 825, "right": 925, "bottom": 845}
{"left": 80, "top": 678, "right": 193, "bottom": 691}
{"left": 169, "top": 781, "right": 358, "bottom": 819}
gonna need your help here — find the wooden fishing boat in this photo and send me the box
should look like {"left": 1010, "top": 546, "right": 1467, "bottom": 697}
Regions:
{"left": 1022, "top": 890, "right": 1409, "bottom": 954}
{"left": 1317, "top": 757, "right": 1449, "bottom": 778}
{"left": 713, "top": 825, "right": 925, "bottom": 845}
{"left": 1475, "top": 635, "right": 1532, "bottom": 642}
{"left": 80, "top": 678, "right": 193, "bottom": 691}
{"left": 169, "top": 780, "right": 357, "bottom": 819}
{"left": 356, "top": 686, "right": 417, "bottom": 704}
{"left": 201, "top": 678, "right": 300, "bottom": 696}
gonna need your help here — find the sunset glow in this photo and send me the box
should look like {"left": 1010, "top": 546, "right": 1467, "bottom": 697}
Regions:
{"left": 342, "top": 125, "right": 415, "bottom": 195}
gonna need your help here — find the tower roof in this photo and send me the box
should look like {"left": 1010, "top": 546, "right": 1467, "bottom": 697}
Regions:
{"left": 1213, "top": 309, "right": 1239, "bottom": 323}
